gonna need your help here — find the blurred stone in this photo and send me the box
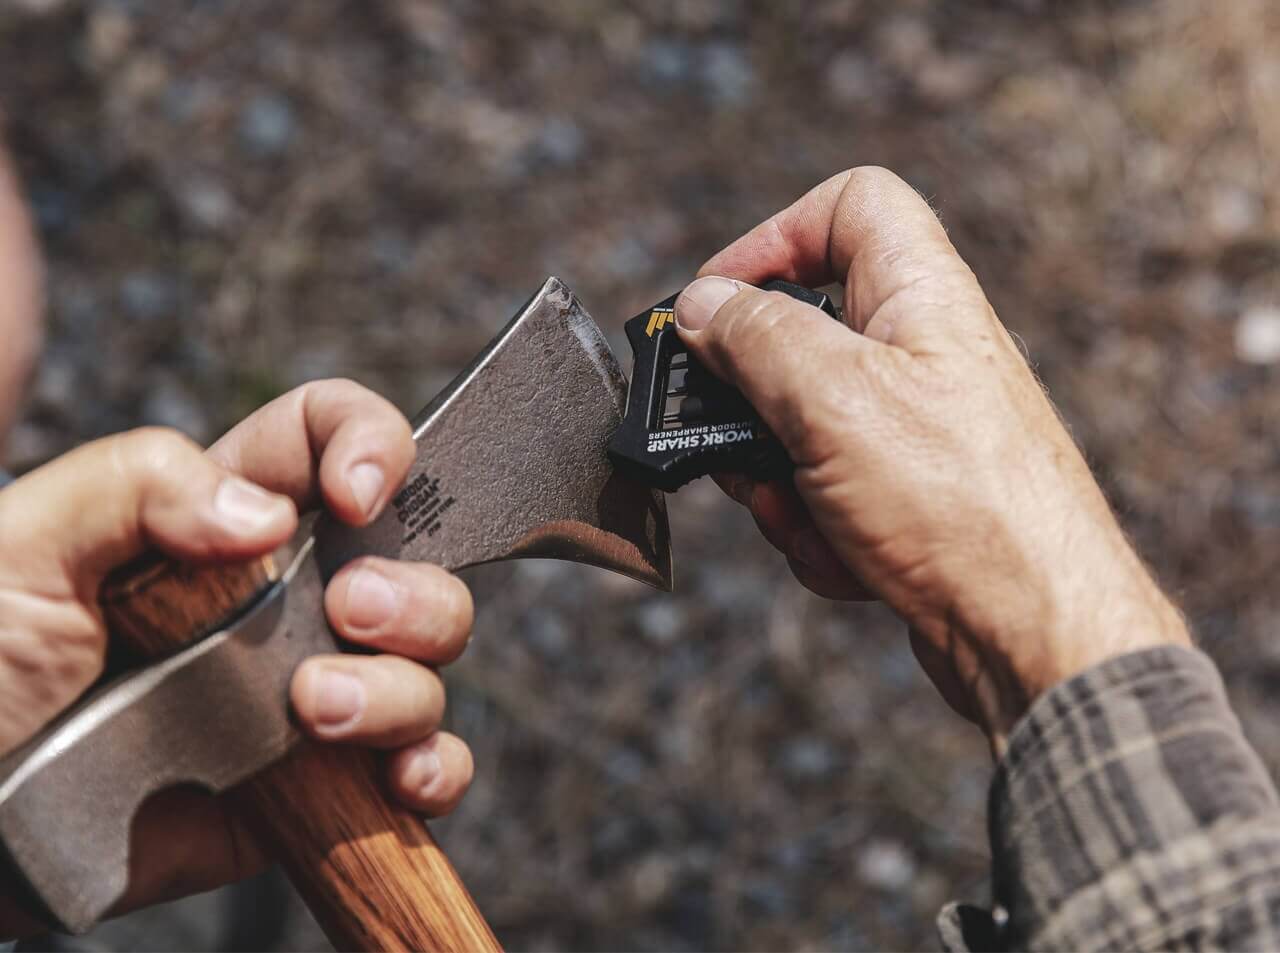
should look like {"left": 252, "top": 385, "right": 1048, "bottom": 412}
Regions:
{"left": 87, "top": 7, "right": 133, "bottom": 68}
{"left": 179, "top": 176, "right": 235, "bottom": 231}
{"left": 240, "top": 93, "right": 297, "bottom": 156}
{"left": 741, "top": 875, "right": 791, "bottom": 916}
{"left": 657, "top": 722, "right": 700, "bottom": 765}
{"left": 776, "top": 836, "right": 816, "bottom": 871}
{"left": 1234, "top": 486, "right": 1280, "bottom": 530}
{"left": 915, "top": 56, "right": 986, "bottom": 106}
{"left": 1179, "top": 271, "right": 1232, "bottom": 319}
{"left": 857, "top": 838, "right": 916, "bottom": 891}
{"left": 592, "top": 813, "right": 649, "bottom": 861}
{"left": 645, "top": 39, "right": 693, "bottom": 84}
{"left": 701, "top": 42, "right": 752, "bottom": 105}
{"left": 1234, "top": 305, "right": 1280, "bottom": 364}
{"left": 120, "top": 54, "right": 169, "bottom": 103}
{"left": 513, "top": 558, "right": 573, "bottom": 587}
{"left": 28, "top": 183, "right": 74, "bottom": 234}
{"left": 606, "top": 745, "right": 649, "bottom": 785}
{"left": 10, "top": 0, "right": 68, "bottom": 12}
{"left": 163, "top": 79, "right": 219, "bottom": 124}
{"left": 30, "top": 352, "right": 77, "bottom": 412}
{"left": 878, "top": 640, "right": 919, "bottom": 690}
{"left": 6, "top": 422, "right": 60, "bottom": 470}
{"left": 636, "top": 600, "right": 682, "bottom": 646}
{"left": 523, "top": 607, "right": 571, "bottom": 658}
{"left": 142, "top": 377, "right": 211, "bottom": 443}
{"left": 779, "top": 734, "right": 838, "bottom": 782}
{"left": 826, "top": 51, "right": 876, "bottom": 104}
{"left": 532, "top": 116, "right": 586, "bottom": 166}
{"left": 1209, "top": 185, "right": 1261, "bottom": 239}
{"left": 370, "top": 229, "right": 414, "bottom": 274}
{"left": 50, "top": 279, "right": 102, "bottom": 333}
{"left": 120, "top": 271, "right": 178, "bottom": 321}
{"left": 600, "top": 13, "right": 644, "bottom": 59}
{"left": 630, "top": 853, "right": 677, "bottom": 908}
{"left": 880, "top": 15, "right": 932, "bottom": 72}
{"left": 599, "top": 235, "right": 655, "bottom": 278}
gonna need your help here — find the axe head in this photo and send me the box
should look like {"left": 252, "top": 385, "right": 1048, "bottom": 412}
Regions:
{"left": 313, "top": 275, "right": 673, "bottom": 588}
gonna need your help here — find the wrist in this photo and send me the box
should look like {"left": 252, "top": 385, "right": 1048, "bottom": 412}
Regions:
{"left": 982, "top": 574, "right": 1190, "bottom": 754}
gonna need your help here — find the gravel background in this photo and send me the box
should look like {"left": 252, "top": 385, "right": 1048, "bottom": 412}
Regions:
{"left": 4, "top": 1, "right": 1280, "bottom": 950}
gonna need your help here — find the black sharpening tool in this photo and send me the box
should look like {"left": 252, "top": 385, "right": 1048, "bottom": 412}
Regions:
{"left": 608, "top": 280, "right": 839, "bottom": 492}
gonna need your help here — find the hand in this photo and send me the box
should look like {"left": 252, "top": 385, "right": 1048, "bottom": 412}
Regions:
{"left": 0, "top": 148, "right": 43, "bottom": 449}
{"left": 675, "top": 167, "right": 1190, "bottom": 751}
{"left": 0, "top": 379, "right": 473, "bottom": 923}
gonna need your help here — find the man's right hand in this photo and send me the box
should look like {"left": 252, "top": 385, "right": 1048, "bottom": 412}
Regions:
{"left": 675, "top": 167, "right": 1190, "bottom": 752}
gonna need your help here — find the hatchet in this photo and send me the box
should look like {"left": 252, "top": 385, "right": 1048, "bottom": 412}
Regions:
{"left": 0, "top": 278, "right": 671, "bottom": 950}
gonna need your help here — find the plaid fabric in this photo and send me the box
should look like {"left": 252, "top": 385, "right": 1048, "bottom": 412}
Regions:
{"left": 940, "top": 646, "right": 1280, "bottom": 951}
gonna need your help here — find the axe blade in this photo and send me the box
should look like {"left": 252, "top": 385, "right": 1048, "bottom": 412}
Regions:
{"left": 315, "top": 276, "right": 673, "bottom": 589}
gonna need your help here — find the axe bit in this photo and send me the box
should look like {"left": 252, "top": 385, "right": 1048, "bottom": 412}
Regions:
{"left": 0, "top": 277, "right": 671, "bottom": 947}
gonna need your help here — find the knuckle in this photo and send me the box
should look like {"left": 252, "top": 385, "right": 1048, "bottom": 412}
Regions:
{"left": 114, "top": 426, "right": 201, "bottom": 478}
{"left": 300, "top": 376, "right": 364, "bottom": 399}
{"left": 713, "top": 291, "right": 795, "bottom": 361}
{"left": 386, "top": 655, "right": 446, "bottom": 719}
{"left": 843, "top": 165, "right": 908, "bottom": 201}
{"left": 2, "top": 616, "right": 104, "bottom": 706}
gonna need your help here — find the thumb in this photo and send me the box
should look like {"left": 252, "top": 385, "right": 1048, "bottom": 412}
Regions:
{"left": 2, "top": 427, "right": 298, "bottom": 589}
{"left": 674, "top": 276, "right": 886, "bottom": 464}
{"left": 0, "top": 427, "right": 298, "bottom": 753}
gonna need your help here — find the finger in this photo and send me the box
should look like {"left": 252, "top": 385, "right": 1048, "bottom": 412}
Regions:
{"left": 386, "top": 732, "right": 475, "bottom": 817}
{"left": 698, "top": 170, "right": 856, "bottom": 287}
{"left": 698, "top": 166, "right": 991, "bottom": 352}
{"left": 675, "top": 277, "right": 893, "bottom": 463}
{"left": 0, "top": 427, "right": 296, "bottom": 583}
{"left": 208, "top": 378, "right": 414, "bottom": 526}
{"left": 908, "top": 626, "right": 981, "bottom": 725}
{"left": 111, "top": 786, "right": 268, "bottom": 917}
{"left": 325, "top": 557, "right": 473, "bottom": 663}
{"left": 711, "top": 471, "right": 753, "bottom": 507}
{"left": 291, "top": 653, "right": 445, "bottom": 748}
{"left": 785, "top": 553, "right": 875, "bottom": 601}
{"left": 747, "top": 481, "right": 875, "bottom": 600}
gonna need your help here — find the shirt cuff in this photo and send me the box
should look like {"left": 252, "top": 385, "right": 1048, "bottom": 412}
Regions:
{"left": 986, "top": 644, "right": 1280, "bottom": 950}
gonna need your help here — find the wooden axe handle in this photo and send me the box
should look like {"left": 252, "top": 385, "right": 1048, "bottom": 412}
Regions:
{"left": 100, "top": 556, "right": 500, "bottom": 953}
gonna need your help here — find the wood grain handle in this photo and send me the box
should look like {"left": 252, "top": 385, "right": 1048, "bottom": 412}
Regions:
{"left": 100, "top": 555, "right": 501, "bottom": 953}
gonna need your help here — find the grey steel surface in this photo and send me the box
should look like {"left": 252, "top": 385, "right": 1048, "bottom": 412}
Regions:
{"left": 0, "top": 277, "right": 671, "bottom": 933}
{"left": 315, "top": 277, "right": 671, "bottom": 587}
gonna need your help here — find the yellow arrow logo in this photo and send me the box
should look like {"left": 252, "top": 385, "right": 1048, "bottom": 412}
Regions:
{"left": 645, "top": 307, "right": 675, "bottom": 337}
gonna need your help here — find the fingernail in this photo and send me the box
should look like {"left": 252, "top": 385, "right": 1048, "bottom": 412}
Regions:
{"left": 344, "top": 567, "right": 401, "bottom": 632}
{"left": 347, "top": 462, "right": 387, "bottom": 519}
{"left": 675, "top": 276, "right": 741, "bottom": 332}
{"left": 792, "top": 528, "right": 830, "bottom": 570}
{"left": 312, "top": 669, "right": 366, "bottom": 730}
{"left": 409, "top": 747, "right": 443, "bottom": 797}
{"left": 214, "top": 477, "right": 290, "bottom": 533}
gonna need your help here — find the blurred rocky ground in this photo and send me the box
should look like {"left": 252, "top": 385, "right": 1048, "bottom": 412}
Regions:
{"left": 3, "top": 0, "right": 1280, "bottom": 950}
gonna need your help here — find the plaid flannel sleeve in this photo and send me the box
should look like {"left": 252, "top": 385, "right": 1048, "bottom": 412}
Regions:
{"left": 938, "top": 645, "right": 1280, "bottom": 951}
